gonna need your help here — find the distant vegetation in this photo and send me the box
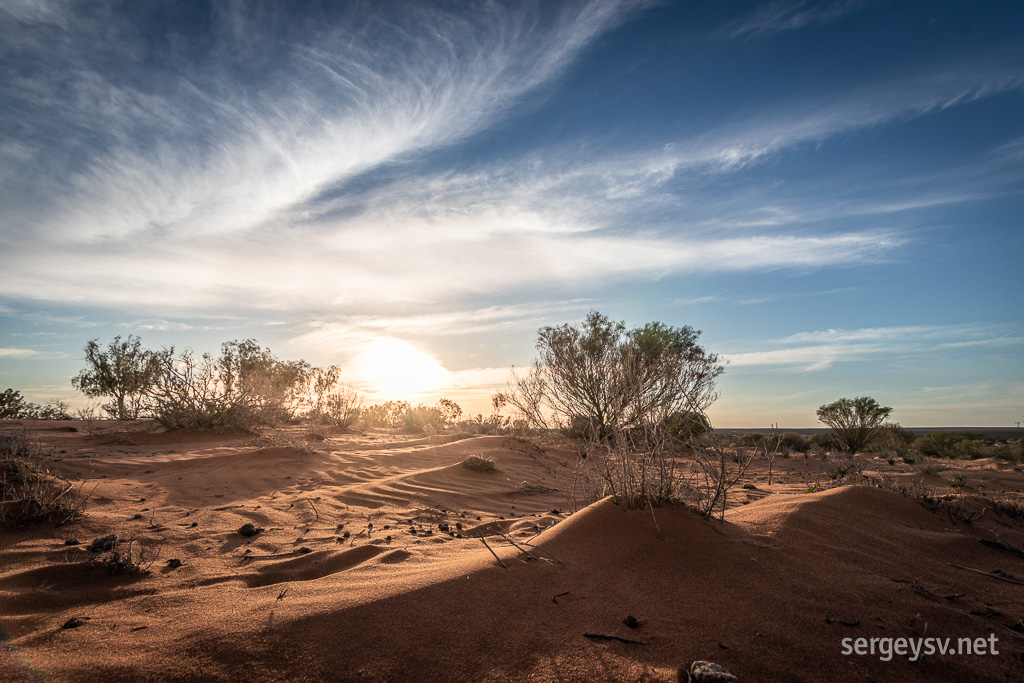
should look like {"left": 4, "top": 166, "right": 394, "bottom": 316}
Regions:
{"left": 0, "top": 335, "right": 509, "bottom": 437}
{"left": 0, "top": 389, "right": 72, "bottom": 421}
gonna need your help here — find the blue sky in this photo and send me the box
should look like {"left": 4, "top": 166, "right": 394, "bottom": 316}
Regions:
{"left": 1, "top": 0, "right": 1022, "bottom": 427}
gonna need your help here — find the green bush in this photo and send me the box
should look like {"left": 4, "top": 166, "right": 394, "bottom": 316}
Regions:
{"left": 779, "top": 432, "right": 810, "bottom": 453}
{"left": 915, "top": 431, "right": 996, "bottom": 460}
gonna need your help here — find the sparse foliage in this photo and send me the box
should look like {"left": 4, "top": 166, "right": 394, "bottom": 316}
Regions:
{"left": 72, "top": 336, "right": 159, "bottom": 420}
{"left": 1, "top": 430, "right": 81, "bottom": 527}
{"left": 502, "top": 311, "right": 723, "bottom": 441}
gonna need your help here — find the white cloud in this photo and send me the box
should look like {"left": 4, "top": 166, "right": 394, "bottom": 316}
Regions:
{"left": 716, "top": 0, "right": 870, "bottom": 41}
{"left": 722, "top": 324, "right": 1023, "bottom": 371}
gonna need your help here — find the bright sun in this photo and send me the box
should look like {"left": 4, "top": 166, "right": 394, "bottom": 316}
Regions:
{"left": 349, "top": 338, "right": 453, "bottom": 399}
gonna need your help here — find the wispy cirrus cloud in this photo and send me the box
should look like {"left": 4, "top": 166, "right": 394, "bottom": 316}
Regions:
{"left": 723, "top": 324, "right": 1023, "bottom": 372}
{"left": 0, "top": 0, "right": 655, "bottom": 244}
{"left": 1, "top": 2, "right": 1021, "bottom": 324}
{"left": 716, "top": 0, "right": 872, "bottom": 42}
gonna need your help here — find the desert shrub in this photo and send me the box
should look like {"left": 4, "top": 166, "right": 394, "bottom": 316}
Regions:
{"left": 663, "top": 410, "right": 711, "bottom": 440}
{"left": 824, "top": 455, "right": 864, "bottom": 481}
{"left": 358, "top": 399, "right": 466, "bottom": 434}
{"left": 915, "top": 460, "right": 946, "bottom": 476}
{"left": 96, "top": 535, "right": 155, "bottom": 575}
{"left": 779, "top": 432, "right": 810, "bottom": 453}
{"left": 914, "top": 431, "right": 984, "bottom": 459}
{"left": 72, "top": 337, "right": 355, "bottom": 432}
{"left": 808, "top": 432, "right": 838, "bottom": 453}
{"left": 740, "top": 433, "right": 764, "bottom": 446}
{"left": 142, "top": 341, "right": 313, "bottom": 431}
{"left": 0, "top": 389, "right": 29, "bottom": 419}
{"left": 816, "top": 397, "right": 893, "bottom": 454}
{"left": 360, "top": 401, "right": 407, "bottom": 429}
{"left": 403, "top": 404, "right": 446, "bottom": 433}
{"left": 914, "top": 431, "right": 1021, "bottom": 462}
{"left": 502, "top": 311, "right": 728, "bottom": 512}
{"left": 501, "top": 311, "right": 722, "bottom": 441}
{"left": 948, "top": 473, "right": 967, "bottom": 488}
{"left": 0, "top": 390, "right": 73, "bottom": 421}
{"left": 321, "top": 386, "right": 363, "bottom": 428}
{"left": 0, "top": 431, "right": 80, "bottom": 527}
{"left": 867, "top": 423, "right": 916, "bottom": 457}
{"left": 459, "top": 413, "right": 511, "bottom": 435}
{"left": 461, "top": 454, "right": 497, "bottom": 473}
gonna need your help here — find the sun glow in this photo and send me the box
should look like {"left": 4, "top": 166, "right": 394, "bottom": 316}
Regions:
{"left": 348, "top": 338, "right": 454, "bottom": 399}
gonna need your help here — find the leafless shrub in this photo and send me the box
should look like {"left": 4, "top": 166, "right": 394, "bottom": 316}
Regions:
{"left": 98, "top": 535, "right": 156, "bottom": 575}
{"left": 688, "top": 433, "right": 756, "bottom": 521}
{"left": 462, "top": 454, "right": 497, "bottom": 473}
{"left": 824, "top": 455, "right": 865, "bottom": 482}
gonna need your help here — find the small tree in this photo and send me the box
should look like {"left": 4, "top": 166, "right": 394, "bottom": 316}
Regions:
{"left": 72, "top": 336, "right": 159, "bottom": 420}
{"left": 816, "top": 396, "right": 893, "bottom": 454}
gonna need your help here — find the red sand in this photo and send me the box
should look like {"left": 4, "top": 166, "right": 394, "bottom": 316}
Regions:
{"left": 2, "top": 421, "right": 1023, "bottom": 681}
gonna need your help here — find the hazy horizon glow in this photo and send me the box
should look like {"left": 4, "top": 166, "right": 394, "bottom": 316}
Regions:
{"left": 1, "top": 1, "right": 1022, "bottom": 427}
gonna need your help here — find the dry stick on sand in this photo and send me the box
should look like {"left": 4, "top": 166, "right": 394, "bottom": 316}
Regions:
{"left": 947, "top": 562, "right": 1024, "bottom": 585}
{"left": 514, "top": 539, "right": 565, "bottom": 566}
{"left": 479, "top": 537, "right": 508, "bottom": 569}
{"left": 499, "top": 533, "right": 541, "bottom": 562}
{"left": 647, "top": 500, "right": 661, "bottom": 537}
{"left": 56, "top": 481, "right": 100, "bottom": 527}
{"left": 582, "top": 633, "right": 645, "bottom": 645}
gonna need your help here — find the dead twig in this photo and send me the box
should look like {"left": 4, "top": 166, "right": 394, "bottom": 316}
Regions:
{"left": 583, "top": 633, "right": 644, "bottom": 645}
{"left": 647, "top": 500, "right": 661, "bottom": 537}
{"left": 480, "top": 537, "right": 507, "bottom": 569}
{"left": 947, "top": 563, "right": 1024, "bottom": 585}
{"left": 516, "top": 540, "right": 565, "bottom": 566}
{"left": 551, "top": 591, "right": 569, "bottom": 604}
{"left": 499, "top": 533, "right": 541, "bottom": 562}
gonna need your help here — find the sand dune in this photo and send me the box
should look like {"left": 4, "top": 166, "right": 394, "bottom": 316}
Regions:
{"left": 2, "top": 422, "right": 1023, "bottom": 681}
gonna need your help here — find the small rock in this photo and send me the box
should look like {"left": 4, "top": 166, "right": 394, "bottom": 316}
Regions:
{"left": 623, "top": 615, "right": 639, "bottom": 629}
{"left": 343, "top": 531, "right": 350, "bottom": 538}
{"left": 237, "top": 523, "right": 260, "bottom": 537}
{"left": 189, "top": 522, "right": 198, "bottom": 528}
{"left": 742, "top": 484, "right": 757, "bottom": 490}
{"left": 167, "top": 558, "right": 182, "bottom": 569}
{"left": 686, "top": 661, "right": 737, "bottom": 683}
{"left": 297, "top": 547, "right": 312, "bottom": 554}
{"left": 438, "top": 523, "right": 449, "bottom": 532}
{"left": 63, "top": 538, "right": 80, "bottom": 546}
{"left": 132, "top": 513, "right": 144, "bottom": 520}
{"left": 90, "top": 534, "right": 118, "bottom": 552}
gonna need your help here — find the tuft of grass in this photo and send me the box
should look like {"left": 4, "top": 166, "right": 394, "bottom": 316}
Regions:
{"left": 948, "top": 472, "right": 968, "bottom": 488}
{"left": 1, "top": 430, "right": 81, "bottom": 528}
{"left": 461, "top": 454, "right": 497, "bottom": 473}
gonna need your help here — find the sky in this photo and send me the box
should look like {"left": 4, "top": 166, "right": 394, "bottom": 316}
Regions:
{"left": 1, "top": 0, "right": 1022, "bottom": 427}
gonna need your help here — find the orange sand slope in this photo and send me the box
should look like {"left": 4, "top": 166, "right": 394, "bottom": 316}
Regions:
{"left": 2, "top": 423, "right": 1024, "bottom": 682}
